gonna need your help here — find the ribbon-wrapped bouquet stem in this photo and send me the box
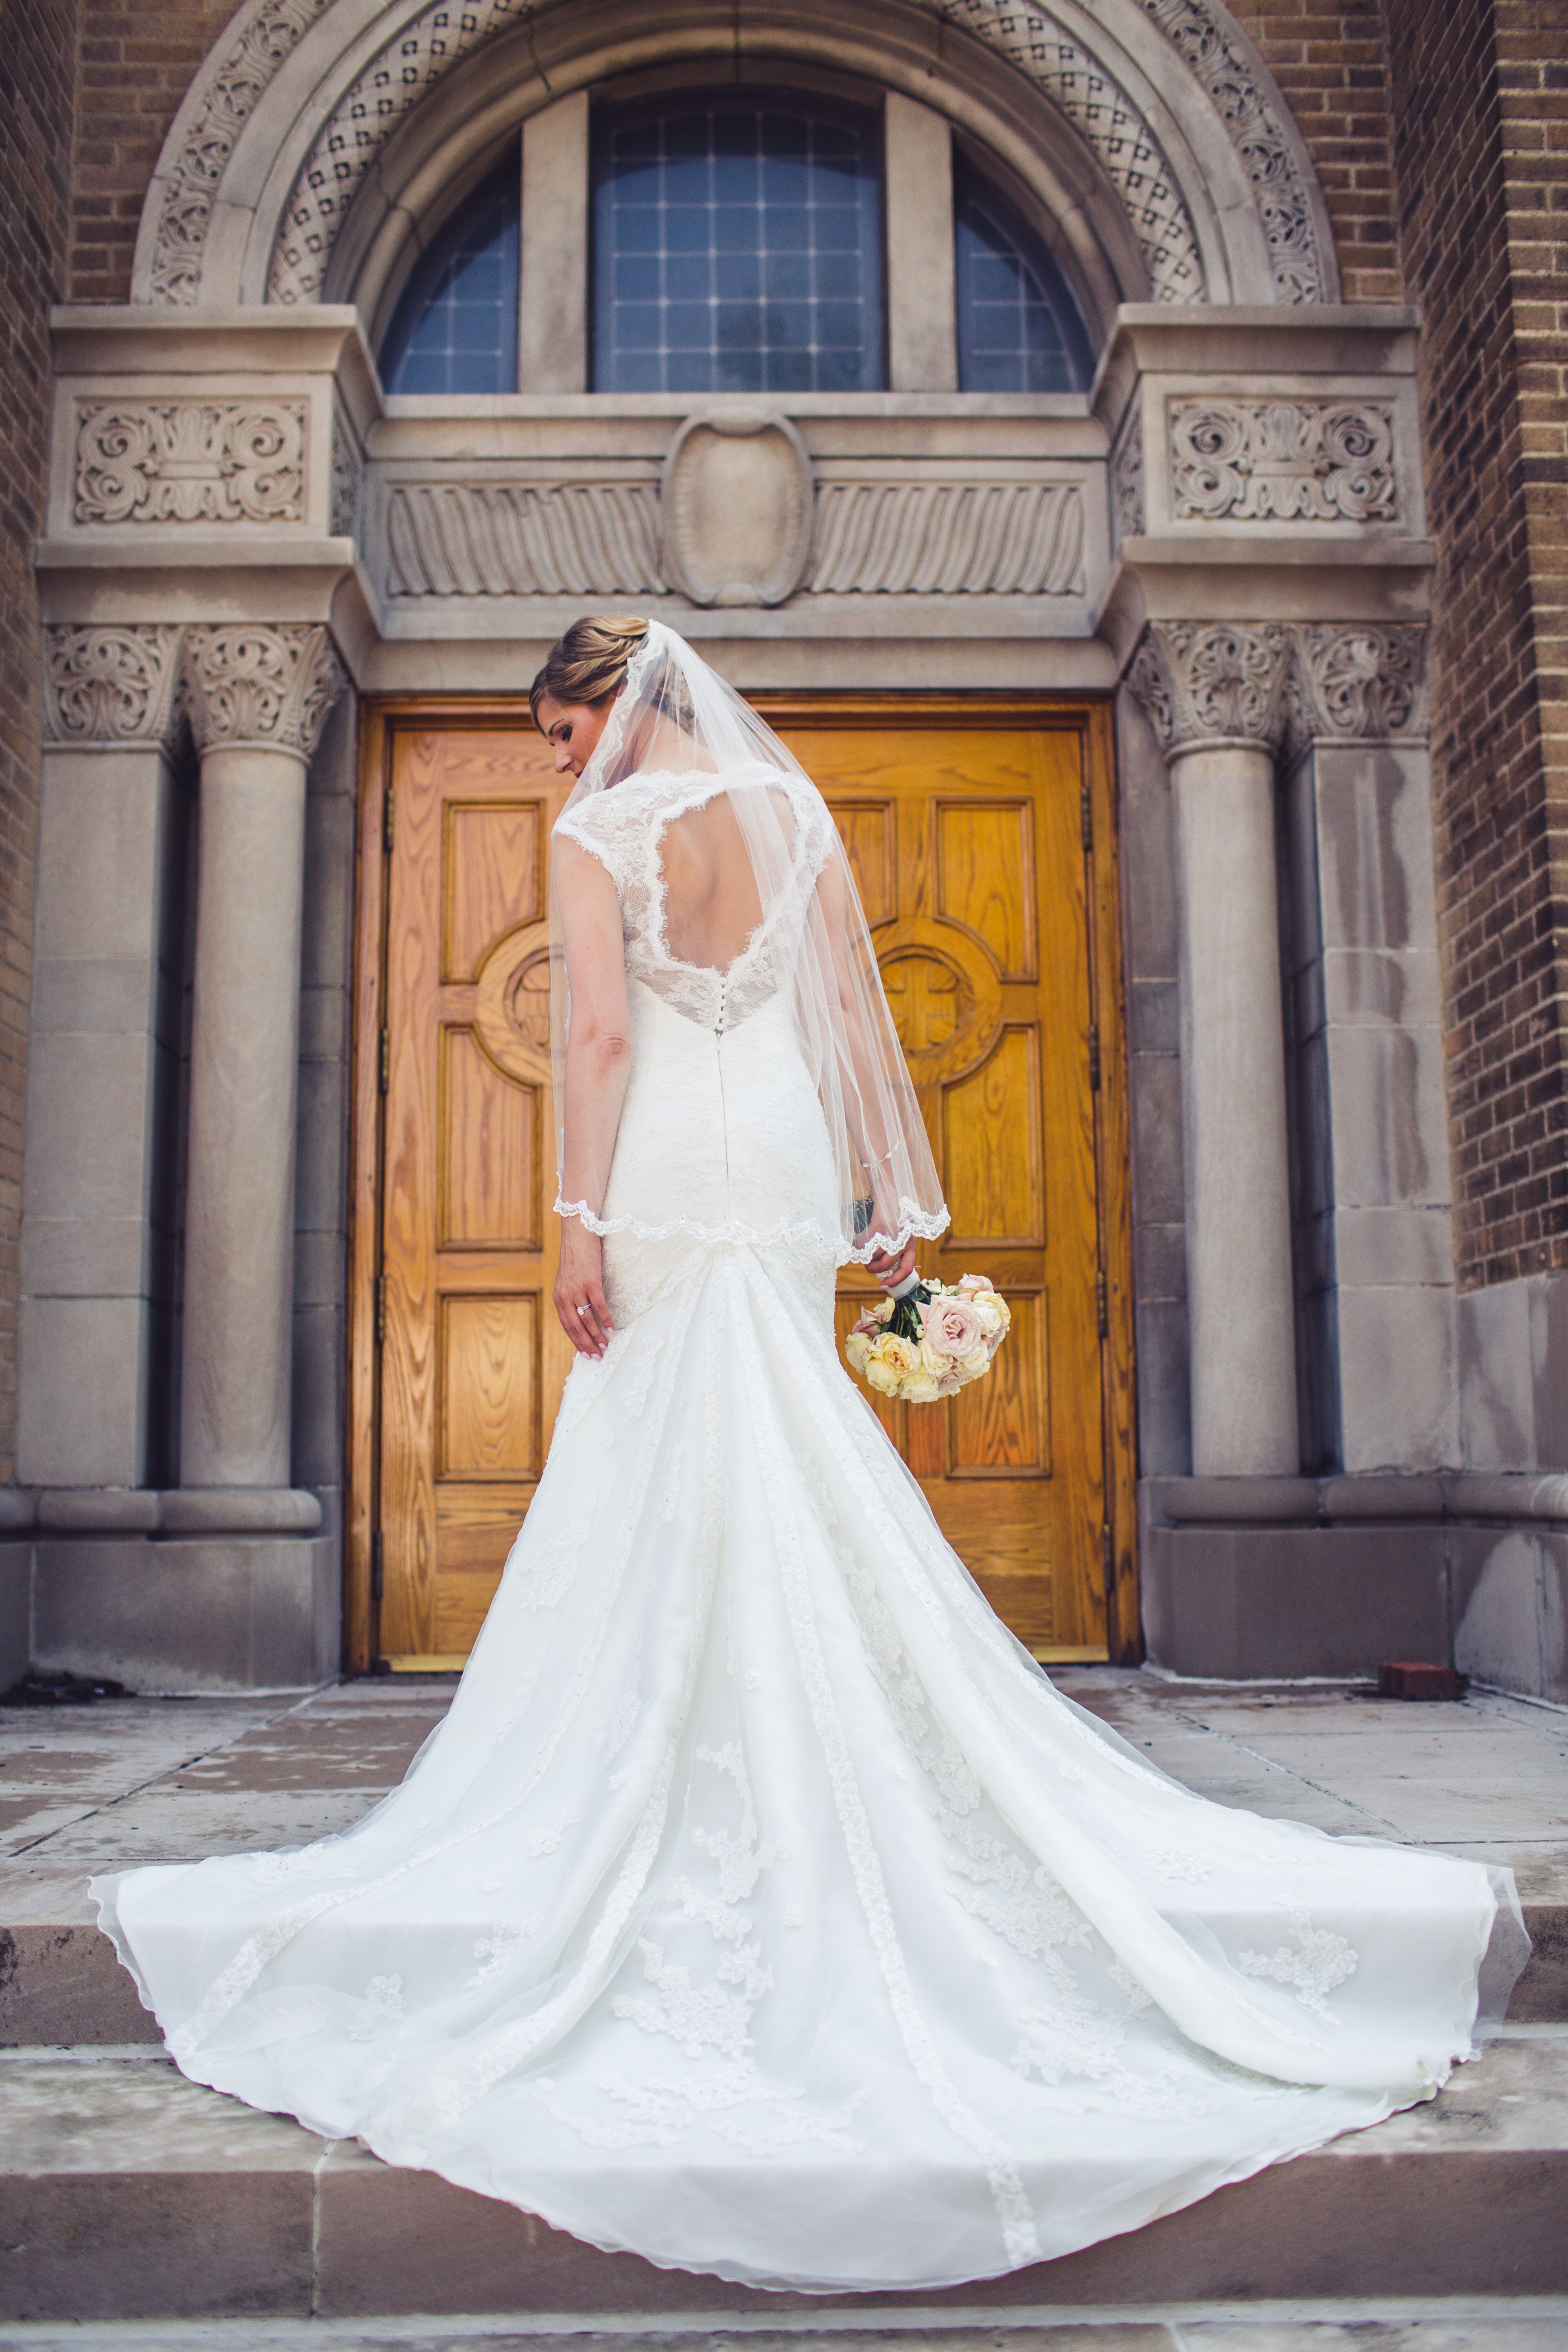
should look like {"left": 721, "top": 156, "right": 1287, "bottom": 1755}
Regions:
{"left": 844, "top": 1271, "right": 1011, "bottom": 1404}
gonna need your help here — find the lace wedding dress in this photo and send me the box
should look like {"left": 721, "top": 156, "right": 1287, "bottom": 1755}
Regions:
{"left": 95, "top": 630, "right": 1526, "bottom": 2295}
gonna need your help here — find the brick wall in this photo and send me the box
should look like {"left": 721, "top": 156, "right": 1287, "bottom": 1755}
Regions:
{"left": 1386, "top": 0, "right": 1568, "bottom": 1288}
{"left": 1234, "top": 0, "right": 1405, "bottom": 304}
{"left": 0, "top": 2, "right": 79, "bottom": 1483}
{"left": 70, "top": 0, "right": 233, "bottom": 302}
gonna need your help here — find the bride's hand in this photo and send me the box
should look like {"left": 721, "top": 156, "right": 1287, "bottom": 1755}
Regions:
{"left": 866, "top": 1234, "right": 917, "bottom": 1292}
{"left": 555, "top": 1221, "right": 615, "bottom": 1358}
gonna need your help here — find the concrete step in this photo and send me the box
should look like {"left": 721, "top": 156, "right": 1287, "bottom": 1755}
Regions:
{"left": 1, "top": 2031, "right": 1565, "bottom": 2324}
{"left": 3, "top": 1862, "right": 1564, "bottom": 2048}
{"left": 2, "top": 2316, "right": 1568, "bottom": 2352}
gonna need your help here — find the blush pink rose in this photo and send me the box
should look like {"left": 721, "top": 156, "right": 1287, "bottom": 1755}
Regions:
{"left": 920, "top": 1294, "right": 985, "bottom": 1359}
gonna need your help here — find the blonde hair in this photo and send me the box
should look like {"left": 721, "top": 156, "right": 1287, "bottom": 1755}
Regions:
{"left": 530, "top": 616, "right": 649, "bottom": 728}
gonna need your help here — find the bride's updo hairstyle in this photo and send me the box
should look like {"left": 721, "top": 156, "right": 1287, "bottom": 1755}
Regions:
{"left": 529, "top": 617, "right": 649, "bottom": 727}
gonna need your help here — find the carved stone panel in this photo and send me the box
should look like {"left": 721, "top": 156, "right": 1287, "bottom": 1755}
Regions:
{"left": 808, "top": 480, "right": 1085, "bottom": 596}
{"left": 42, "top": 625, "right": 185, "bottom": 746}
{"left": 661, "top": 414, "right": 813, "bottom": 609}
{"left": 1128, "top": 622, "right": 1292, "bottom": 752}
{"left": 148, "top": 0, "right": 332, "bottom": 304}
{"left": 1111, "top": 410, "right": 1146, "bottom": 546}
{"left": 75, "top": 401, "right": 307, "bottom": 525}
{"left": 385, "top": 483, "right": 666, "bottom": 598}
{"left": 183, "top": 624, "right": 343, "bottom": 757}
{"left": 1286, "top": 625, "right": 1428, "bottom": 748}
{"left": 1168, "top": 399, "right": 1397, "bottom": 525}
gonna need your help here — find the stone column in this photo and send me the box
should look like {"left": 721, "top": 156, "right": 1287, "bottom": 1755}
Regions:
{"left": 21, "top": 626, "right": 186, "bottom": 1489}
{"left": 180, "top": 625, "right": 342, "bottom": 1490}
{"left": 1283, "top": 624, "right": 1455, "bottom": 1471}
{"left": 1128, "top": 623, "right": 1299, "bottom": 1475}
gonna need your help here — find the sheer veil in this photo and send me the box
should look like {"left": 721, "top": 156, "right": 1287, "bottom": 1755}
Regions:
{"left": 548, "top": 621, "right": 949, "bottom": 1264}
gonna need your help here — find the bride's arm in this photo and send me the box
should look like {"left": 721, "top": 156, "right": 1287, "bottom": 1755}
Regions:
{"left": 553, "top": 837, "right": 632, "bottom": 1357}
{"left": 811, "top": 852, "right": 919, "bottom": 1289}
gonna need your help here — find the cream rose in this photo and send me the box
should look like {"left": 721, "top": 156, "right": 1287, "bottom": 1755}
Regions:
{"left": 864, "top": 1347, "right": 904, "bottom": 1396}
{"left": 917, "top": 1335, "right": 951, "bottom": 1378}
{"left": 902, "top": 1366, "right": 942, "bottom": 1403}
{"left": 958, "top": 1341, "right": 992, "bottom": 1379}
{"left": 970, "top": 1291, "right": 1008, "bottom": 1339}
{"left": 844, "top": 1329, "right": 873, "bottom": 1374}
{"left": 920, "top": 1295, "right": 986, "bottom": 1359}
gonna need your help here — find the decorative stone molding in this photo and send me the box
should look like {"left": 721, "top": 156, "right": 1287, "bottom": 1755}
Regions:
{"left": 1142, "top": 0, "right": 1323, "bottom": 303}
{"left": 933, "top": 1, "right": 1205, "bottom": 305}
{"left": 330, "top": 406, "right": 363, "bottom": 542}
{"left": 1111, "top": 411, "right": 1145, "bottom": 547}
{"left": 386, "top": 483, "right": 666, "bottom": 598}
{"left": 266, "top": 0, "right": 1205, "bottom": 309}
{"left": 662, "top": 414, "right": 814, "bottom": 608}
{"left": 270, "top": 0, "right": 535, "bottom": 305}
{"left": 808, "top": 480, "right": 1085, "bottom": 596}
{"left": 182, "top": 624, "right": 343, "bottom": 758}
{"left": 1285, "top": 625, "right": 1428, "bottom": 750}
{"left": 41, "top": 625, "right": 185, "bottom": 746}
{"left": 75, "top": 402, "right": 307, "bottom": 526}
{"left": 382, "top": 465, "right": 1087, "bottom": 602}
{"left": 1168, "top": 400, "right": 1397, "bottom": 525}
{"left": 149, "top": 0, "right": 331, "bottom": 304}
{"left": 1128, "top": 622, "right": 1291, "bottom": 753}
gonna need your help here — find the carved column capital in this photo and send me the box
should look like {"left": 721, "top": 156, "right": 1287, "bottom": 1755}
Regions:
{"left": 183, "top": 624, "right": 343, "bottom": 760}
{"left": 1126, "top": 622, "right": 1292, "bottom": 757}
{"left": 1283, "top": 624, "right": 1429, "bottom": 755}
{"left": 41, "top": 624, "right": 185, "bottom": 747}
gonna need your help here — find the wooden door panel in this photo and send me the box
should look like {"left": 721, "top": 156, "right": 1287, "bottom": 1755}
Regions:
{"left": 438, "top": 1028, "right": 539, "bottom": 1248}
{"left": 942, "top": 1028, "right": 1044, "bottom": 1244}
{"left": 935, "top": 800, "right": 1038, "bottom": 980}
{"left": 352, "top": 699, "right": 1135, "bottom": 1673}
{"left": 442, "top": 801, "right": 545, "bottom": 978}
{"left": 777, "top": 711, "right": 1112, "bottom": 1660}
{"left": 949, "top": 1288, "right": 1049, "bottom": 1476}
{"left": 373, "top": 726, "right": 571, "bottom": 1669}
{"left": 439, "top": 1292, "right": 539, "bottom": 1478}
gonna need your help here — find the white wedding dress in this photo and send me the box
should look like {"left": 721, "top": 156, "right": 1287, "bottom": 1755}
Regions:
{"left": 95, "top": 751, "right": 1526, "bottom": 2296}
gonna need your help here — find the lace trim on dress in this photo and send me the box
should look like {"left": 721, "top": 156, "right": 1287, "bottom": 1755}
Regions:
{"left": 555, "top": 765, "right": 835, "bottom": 1038}
{"left": 555, "top": 1194, "right": 951, "bottom": 1266}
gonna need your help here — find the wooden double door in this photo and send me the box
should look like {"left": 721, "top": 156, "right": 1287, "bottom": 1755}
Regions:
{"left": 347, "top": 698, "right": 1136, "bottom": 1674}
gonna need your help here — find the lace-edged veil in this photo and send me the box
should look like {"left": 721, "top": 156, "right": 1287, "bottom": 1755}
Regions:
{"left": 548, "top": 621, "right": 948, "bottom": 1263}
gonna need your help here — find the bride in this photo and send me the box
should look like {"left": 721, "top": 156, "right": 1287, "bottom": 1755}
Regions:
{"left": 94, "top": 618, "right": 1526, "bottom": 2294}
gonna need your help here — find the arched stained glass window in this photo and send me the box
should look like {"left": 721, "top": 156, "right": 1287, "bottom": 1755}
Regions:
{"left": 592, "top": 98, "right": 884, "bottom": 395}
{"left": 380, "top": 155, "right": 520, "bottom": 396}
{"left": 954, "top": 151, "right": 1092, "bottom": 394}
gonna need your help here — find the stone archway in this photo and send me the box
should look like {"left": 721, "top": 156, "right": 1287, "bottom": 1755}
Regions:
{"left": 133, "top": 0, "right": 1337, "bottom": 319}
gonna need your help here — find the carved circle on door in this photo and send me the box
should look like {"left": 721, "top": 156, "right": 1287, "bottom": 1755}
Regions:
{"left": 472, "top": 917, "right": 554, "bottom": 1087}
{"left": 873, "top": 918, "right": 1004, "bottom": 1084}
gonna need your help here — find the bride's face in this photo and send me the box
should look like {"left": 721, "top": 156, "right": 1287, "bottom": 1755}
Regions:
{"left": 537, "top": 693, "right": 613, "bottom": 777}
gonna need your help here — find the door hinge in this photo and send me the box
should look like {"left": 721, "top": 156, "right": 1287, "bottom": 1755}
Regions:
{"left": 370, "top": 1529, "right": 384, "bottom": 1604}
{"left": 375, "top": 1274, "right": 387, "bottom": 1346}
{"left": 1080, "top": 777, "right": 1093, "bottom": 853}
{"left": 1087, "top": 1022, "right": 1101, "bottom": 1092}
{"left": 383, "top": 783, "right": 396, "bottom": 853}
{"left": 379, "top": 1026, "right": 390, "bottom": 1094}
{"left": 1096, "top": 1270, "right": 1108, "bottom": 1339}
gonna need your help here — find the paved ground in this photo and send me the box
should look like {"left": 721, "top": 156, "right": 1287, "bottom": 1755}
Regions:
{"left": 2, "top": 1666, "right": 1565, "bottom": 1926}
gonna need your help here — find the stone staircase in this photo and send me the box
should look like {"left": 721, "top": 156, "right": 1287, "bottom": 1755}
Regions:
{"left": 2, "top": 1673, "right": 1565, "bottom": 2338}
{"left": 0, "top": 1891, "right": 1565, "bottom": 2330}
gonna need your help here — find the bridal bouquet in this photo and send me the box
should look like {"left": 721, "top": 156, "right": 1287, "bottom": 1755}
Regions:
{"left": 844, "top": 1274, "right": 1010, "bottom": 1404}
